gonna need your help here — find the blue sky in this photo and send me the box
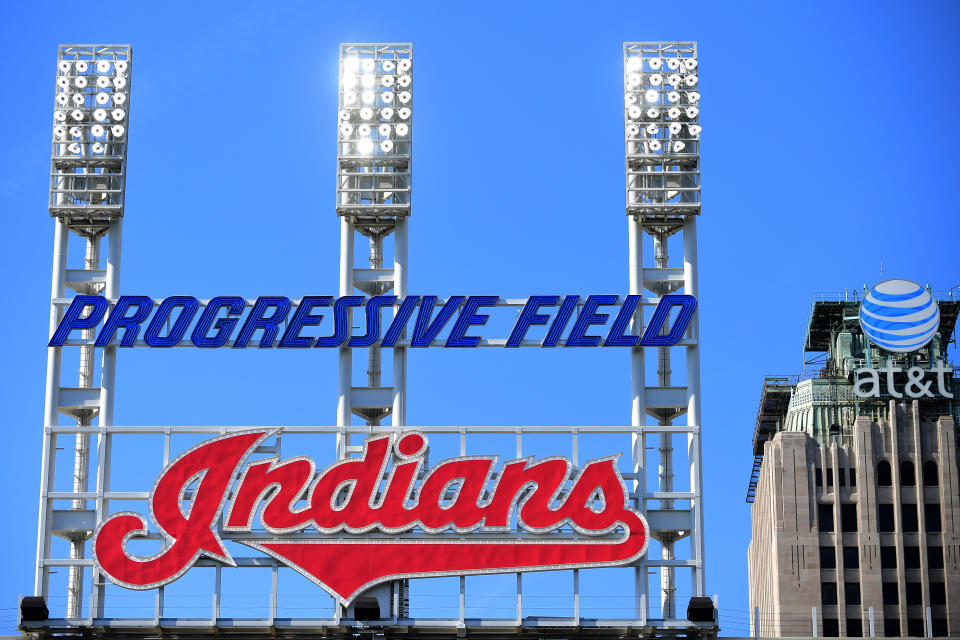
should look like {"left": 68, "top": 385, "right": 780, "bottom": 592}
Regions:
{"left": 1, "top": 0, "right": 958, "bottom": 634}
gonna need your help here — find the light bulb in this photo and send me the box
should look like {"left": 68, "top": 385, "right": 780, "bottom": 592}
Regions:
{"left": 56, "top": 95, "right": 69, "bottom": 106}
{"left": 114, "top": 60, "right": 128, "bottom": 74}
{"left": 667, "top": 107, "right": 681, "bottom": 119}
{"left": 71, "top": 109, "right": 84, "bottom": 121}
{"left": 361, "top": 74, "right": 375, "bottom": 89}
{"left": 343, "top": 92, "right": 358, "bottom": 105}
{"left": 666, "top": 59, "right": 681, "bottom": 70}
{"left": 397, "top": 74, "right": 411, "bottom": 88}
{"left": 113, "top": 76, "right": 127, "bottom": 89}
{"left": 381, "top": 75, "right": 395, "bottom": 87}
{"left": 75, "top": 76, "right": 88, "bottom": 88}
{"left": 76, "top": 61, "right": 88, "bottom": 73}
{"left": 684, "top": 75, "right": 698, "bottom": 87}
{"left": 398, "top": 107, "right": 411, "bottom": 120}
{"left": 361, "top": 90, "right": 375, "bottom": 104}
{"left": 342, "top": 74, "right": 358, "bottom": 89}
{"left": 644, "top": 89, "right": 659, "bottom": 103}
{"left": 93, "top": 109, "right": 107, "bottom": 122}
{"left": 361, "top": 59, "right": 375, "bottom": 73}
{"left": 382, "top": 60, "right": 396, "bottom": 73}
{"left": 667, "top": 74, "right": 681, "bottom": 86}
{"left": 645, "top": 107, "right": 660, "bottom": 118}
{"left": 673, "top": 141, "right": 686, "bottom": 152}
{"left": 55, "top": 110, "right": 67, "bottom": 122}
{"left": 649, "top": 74, "right": 662, "bottom": 86}
{"left": 684, "top": 58, "right": 698, "bottom": 70}
{"left": 398, "top": 91, "right": 411, "bottom": 104}
{"left": 53, "top": 125, "right": 66, "bottom": 138}
{"left": 111, "top": 108, "right": 125, "bottom": 121}
{"left": 57, "top": 77, "right": 70, "bottom": 89}
{"left": 625, "top": 93, "right": 637, "bottom": 106}
{"left": 91, "top": 124, "right": 105, "bottom": 137}
{"left": 626, "top": 124, "right": 640, "bottom": 136}
{"left": 69, "top": 126, "right": 82, "bottom": 138}
{"left": 381, "top": 91, "right": 394, "bottom": 104}
{"left": 667, "top": 91, "right": 681, "bottom": 103}
{"left": 379, "top": 123, "right": 391, "bottom": 137}
{"left": 58, "top": 61, "right": 71, "bottom": 73}
{"left": 97, "top": 60, "right": 111, "bottom": 73}
{"left": 395, "top": 123, "right": 409, "bottom": 137}
{"left": 360, "top": 107, "right": 374, "bottom": 120}
{"left": 94, "top": 93, "right": 108, "bottom": 105}
{"left": 626, "top": 57, "right": 643, "bottom": 72}
{"left": 111, "top": 125, "right": 124, "bottom": 137}
{"left": 97, "top": 76, "right": 110, "bottom": 88}
{"left": 628, "top": 106, "right": 643, "bottom": 120}
{"left": 339, "top": 109, "right": 351, "bottom": 121}
{"left": 340, "top": 123, "right": 354, "bottom": 137}
{"left": 91, "top": 142, "right": 105, "bottom": 154}
{"left": 398, "top": 59, "right": 412, "bottom": 73}
{"left": 356, "top": 138, "right": 374, "bottom": 154}
{"left": 669, "top": 122, "right": 682, "bottom": 135}
{"left": 380, "top": 140, "right": 394, "bottom": 153}
{"left": 380, "top": 107, "right": 394, "bottom": 119}
{"left": 358, "top": 124, "right": 371, "bottom": 136}
{"left": 68, "top": 142, "right": 82, "bottom": 154}
{"left": 649, "top": 140, "right": 662, "bottom": 152}
{"left": 343, "top": 58, "right": 360, "bottom": 74}
{"left": 686, "top": 91, "right": 700, "bottom": 103}
{"left": 627, "top": 73, "right": 642, "bottom": 88}
{"left": 685, "top": 106, "right": 699, "bottom": 118}
{"left": 646, "top": 123, "right": 659, "bottom": 135}
{"left": 113, "top": 92, "right": 126, "bottom": 105}
{"left": 72, "top": 93, "right": 85, "bottom": 105}
{"left": 648, "top": 58, "right": 662, "bottom": 70}
{"left": 688, "top": 124, "right": 702, "bottom": 137}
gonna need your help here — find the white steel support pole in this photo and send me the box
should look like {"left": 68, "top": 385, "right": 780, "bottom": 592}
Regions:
{"left": 36, "top": 219, "right": 69, "bottom": 596}
{"left": 337, "top": 217, "right": 354, "bottom": 440}
{"left": 628, "top": 215, "right": 648, "bottom": 618}
{"left": 392, "top": 217, "right": 407, "bottom": 426}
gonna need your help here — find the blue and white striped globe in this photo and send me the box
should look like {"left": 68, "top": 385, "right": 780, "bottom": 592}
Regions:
{"left": 859, "top": 279, "right": 939, "bottom": 353}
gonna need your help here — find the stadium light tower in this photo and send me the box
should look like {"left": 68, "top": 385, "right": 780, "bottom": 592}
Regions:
{"left": 38, "top": 44, "right": 132, "bottom": 620}
{"left": 623, "top": 42, "right": 705, "bottom": 624}
{"left": 336, "top": 42, "right": 412, "bottom": 618}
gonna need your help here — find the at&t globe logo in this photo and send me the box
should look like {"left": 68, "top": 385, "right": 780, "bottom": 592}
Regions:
{"left": 859, "top": 279, "right": 940, "bottom": 353}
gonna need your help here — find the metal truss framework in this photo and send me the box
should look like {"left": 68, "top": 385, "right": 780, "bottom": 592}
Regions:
{"left": 26, "top": 424, "right": 713, "bottom": 638}
{"left": 624, "top": 42, "right": 706, "bottom": 624}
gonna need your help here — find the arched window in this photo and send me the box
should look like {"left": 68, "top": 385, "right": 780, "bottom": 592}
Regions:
{"left": 877, "top": 460, "right": 892, "bottom": 486}
{"left": 923, "top": 460, "right": 939, "bottom": 486}
{"left": 900, "top": 460, "right": 915, "bottom": 486}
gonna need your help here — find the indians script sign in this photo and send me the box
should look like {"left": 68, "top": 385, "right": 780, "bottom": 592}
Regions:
{"left": 92, "top": 431, "right": 649, "bottom": 604}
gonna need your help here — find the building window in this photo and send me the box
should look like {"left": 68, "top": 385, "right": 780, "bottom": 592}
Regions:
{"left": 877, "top": 460, "right": 892, "bottom": 486}
{"left": 818, "top": 504, "right": 834, "bottom": 532}
{"left": 816, "top": 467, "right": 823, "bottom": 487}
{"left": 907, "top": 618, "right": 924, "bottom": 636}
{"left": 843, "top": 546, "right": 859, "bottom": 569}
{"left": 906, "top": 583, "right": 921, "bottom": 606}
{"left": 902, "top": 503, "right": 918, "bottom": 532}
{"left": 878, "top": 504, "right": 895, "bottom": 532}
{"left": 841, "top": 504, "right": 858, "bottom": 532}
{"left": 930, "top": 582, "right": 945, "bottom": 606}
{"left": 925, "top": 503, "right": 942, "bottom": 532}
{"left": 904, "top": 546, "right": 920, "bottom": 569}
{"left": 820, "top": 546, "right": 836, "bottom": 569}
{"left": 827, "top": 469, "right": 834, "bottom": 487}
{"left": 849, "top": 468, "right": 856, "bottom": 487}
{"left": 928, "top": 546, "right": 944, "bottom": 569}
{"left": 881, "top": 546, "right": 897, "bottom": 569}
{"left": 932, "top": 619, "right": 948, "bottom": 637}
{"left": 847, "top": 617, "right": 863, "bottom": 637}
{"left": 882, "top": 581, "right": 898, "bottom": 605}
{"left": 821, "top": 581, "right": 838, "bottom": 605}
{"left": 839, "top": 468, "right": 846, "bottom": 486}
{"left": 900, "top": 460, "right": 915, "bottom": 486}
{"left": 923, "top": 460, "right": 938, "bottom": 486}
{"left": 823, "top": 618, "right": 839, "bottom": 636}
{"left": 884, "top": 618, "right": 900, "bottom": 636}
{"left": 845, "top": 581, "right": 861, "bottom": 605}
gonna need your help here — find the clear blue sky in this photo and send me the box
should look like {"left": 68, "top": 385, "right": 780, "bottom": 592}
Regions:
{"left": 1, "top": 0, "right": 958, "bottom": 635}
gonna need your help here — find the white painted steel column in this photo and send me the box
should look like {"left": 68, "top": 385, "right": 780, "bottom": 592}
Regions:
{"left": 36, "top": 220, "right": 69, "bottom": 596}
{"left": 683, "top": 215, "right": 706, "bottom": 596}
{"left": 392, "top": 217, "right": 407, "bottom": 427}
{"left": 337, "top": 218, "right": 354, "bottom": 435}
{"left": 628, "top": 215, "right": 648, "bottom": 618}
